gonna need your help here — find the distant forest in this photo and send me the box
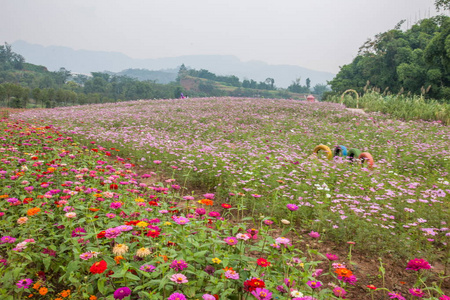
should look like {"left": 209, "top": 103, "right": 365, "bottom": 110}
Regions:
{"left": 328, "top": 15, "right": 450, "bottom": 101}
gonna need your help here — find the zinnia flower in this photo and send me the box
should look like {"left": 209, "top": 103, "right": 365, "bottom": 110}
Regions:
{"left": 307, "top": 280, "right": 322, "bottom": 288}
{"left": 168, "top": 293, "right": 186, "bottom": 300}
{"left": 257, "top": 258, "right": 271, "bottom": 267}
{"left": 170, "top": 273, "right": 188, "bottom": 284}
{"left": 251, "top": 288, "right": 272, "bottom": 300}
{"left": 409, "top": 288, "right": 424, "bottom": 297}
{"left": 139, "top": 264, "right": 156, "bottom": 272}
{"left": 90, "top": 260, "right": 107, "bottom": 274}
{"left": 113, "top": 287, "right": 131, "bottom": 300}
{"left": 170, "top": 259, "right": 188, "bottom": 271}
{"left": 136, "top": 247, "right": 151, "bottom": 257}
{"left": 16, "top": 278, "right": 33, "bottom": 289}
{"left": 223, "top": 237, "right": 238, "bottom": 245}
{"left": 112, "top": 244, "right": 129, "bottom": 256}
{"left": 406, "top": 258, "right": 431, "bottom": 271}
{"left": 286, "top": 204, "right": 299, "bottom": 211}
{"left": 333, "top": 286, "right": 347, "bottom": 298}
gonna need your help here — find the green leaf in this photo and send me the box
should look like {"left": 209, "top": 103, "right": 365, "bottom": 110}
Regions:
{"left": 97, "top": 277, "right": 106, "bottom": 294}
{"left": 125, "top": 273, "right": 140, "bottom": 281}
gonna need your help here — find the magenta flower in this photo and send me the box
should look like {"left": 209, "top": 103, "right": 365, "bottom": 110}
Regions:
{"left": 224, "top": 236, "right": 238, "bottom": 245}
{"left": 16, "top": 278, "right": 33, "bottom": 289}
{"left": 307, "top": 280, "right": 322, "bottom": 288}
{"left": 170, "top": 273, "right": 188, "bottom": 284}
{"left": 326, "top": 253, "right": 339, "bottom": 261}
{"left": 409, "top": 288, "right": 424, "bottom": 297}
{"left": 202, "top": 295, "right": 215, "bottom": 300}
{"left": 110, "top": 202, "right": 122, "bottom": 209}
{"left": 251, "top": 288, "right": 273, "bottom": 300}
{"left": 140, "top": 264, "right": 156, "bottom": 272}
{"left": 439, "top": 296, "right": 450, "bottom": 300}
{"left": 195, "top": 208, "right": 206, "bottom": 215}
{"left": 286, "top": 204, "right": 299, "bottom": 211}
{"left": 113, "top": 287, "right": 131, "bottom": 299}
{"left": 308, "top": 231, "right": 320, "bottom": 239}
{"left": 170, "top": 260, "right": 188, "bottom": 271}
{"left": 105, "top": 227, "right": 122, "bottom": 239}
{"left": 333, "top": 286, "right": 347, "bottom": 298}
{"left": 388, "top": 292, "right": 406, "bottom": 300}
{"left": 284, "top": 278, "right": 295, "bottom": 287}
{"left": 0, "top": 236, "right": 16, "bottom": 244}
{"left": 406, "top": 258, "right": 431, "bottom": 271}
{"left": 168, "top": 293, "right": 186, "bottom": 300}
{"left": 71, "top": 227, "right": 86, "bottom": 237}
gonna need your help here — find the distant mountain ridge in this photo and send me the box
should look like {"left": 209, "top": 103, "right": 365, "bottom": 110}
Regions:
{"left": 11, "top": 40, "right": 335, "bottom": 88}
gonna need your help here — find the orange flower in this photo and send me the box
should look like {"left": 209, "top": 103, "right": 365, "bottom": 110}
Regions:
{"left": 28, "top": 294, "right": 33, "bottom": 298}
{"left": 89, "top": 296, "right": 98, "bottom": 300}
{"left": 32, "top": 282, "right": 41, "bottom": 290}
{"left": 60, "top": 290, "right": 71, "bottom": 297}
{"left": 89, "top": 208, "right": 100, "bottom": 212}
{"left": 335, "top": 268, "right": 353, "bottom": 278}
{"left": 198, "top": 199, "right": 214, "bottom": 206}
{"left": 47, "top": 167, "right": 56, "bottom": 173}
{"left": 38, "top": 287, "right": 48, "bottom": 296}
{"left": 0, "top": 194, "right": 9, "bottom": 199}
{"left": 114, "top": 256, "right": 125, "bottom": 264}
{"left": 27, "top": 207, "right": 41, "bottom": 216}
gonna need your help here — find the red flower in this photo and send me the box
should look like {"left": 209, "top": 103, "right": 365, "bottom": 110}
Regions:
{"left": 221, "top": 203, "right": 232, "bottom": 209}
{"left": 97, "top": 231, "right": 106, "bottom": 238}
{"left": 367, "top": 285, "right": 377, "bottom": 290}
{"left": 148, "top": 201, "right": 159, "bottom": 206}
{"left": 90, "top": 260, "right": 107, "bottom": 274}
{"left": 146, "top": 230, "right": 160, "bottom": 238}
{"left": 109, "top": 184, "right": 118, "bottom": 190}
{"left": 244, "top": 278, "right": 266, "bottom": 292}
{"left": 256, "top": 258, "right": 271, "bottom": 267}
{"left": 124, "top": 220, "right": 140, "bottom": 226}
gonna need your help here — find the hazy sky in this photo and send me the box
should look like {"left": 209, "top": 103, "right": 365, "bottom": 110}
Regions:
{"left": 1, "top": 0, "right": 446, "bottom": 73}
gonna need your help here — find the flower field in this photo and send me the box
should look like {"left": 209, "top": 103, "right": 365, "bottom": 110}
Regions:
{"left": 1, "top": 97, "right": 449, "bottom": 299}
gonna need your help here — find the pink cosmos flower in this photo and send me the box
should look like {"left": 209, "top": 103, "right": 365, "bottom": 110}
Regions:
{"left": 286, "top": 204, "right": 299, "bottom": 211}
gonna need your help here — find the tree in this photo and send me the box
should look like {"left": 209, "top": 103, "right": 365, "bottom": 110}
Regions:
{"left": 435, "top": 0, "right": 450, "bottom": 10}
{"left": 265, "top": 78, "right": 275, "bottom": 90}
{"left": 306, "top": 78, "right": 311, "bottom": 90}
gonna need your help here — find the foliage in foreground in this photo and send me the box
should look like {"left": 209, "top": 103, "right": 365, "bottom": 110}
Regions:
{"left": 0, "top": 118, "right": 449, "bottom": 300}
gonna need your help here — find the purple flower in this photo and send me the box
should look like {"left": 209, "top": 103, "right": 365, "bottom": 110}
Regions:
{"left": 105, "top": 227, "right": 122, "bottom": 239}
{"left": 312, "top": 269, "right": 323, "bottom": 277}
{"left": 251, "top": 288, "right": 273, "bottom": 300}
{"left": 140, "top": 264, "right": 156, "bottom": 272}
{"left": 170, "top": 259, "right": 188, "bottom": 271}
{"left": 406, "top": 258, "right": 431, "bottom": 271}
{"left": 276, "top": 285, "right": 287, "bottom": 293}
{"left": 284, "top": 278, "right": 295, "bottom": 287}
{"left": 113, "top": 287, "right": 131, "bottom": 299}
{"left": 307, "top": 280, "right": 322, "bottom": 288}
{"left": 286, "top": 204, "right": 299, "bottom": 211}
{"left": 202, "top": 294, "right": 216, "bottom": 300}
{"left": 16, "top": 278, "right": 33, "bottom": 289}
{"left": 204, "top": 265, "right": 215, "bottom": 275}
{"left": 168, "top": 293, "right": 186, "bottom": 300}
{"left": 439, "top": 296, "right": 450, "bottom": 300}
{"left": 173, "top": 216, "right": 190, "bottom": 225}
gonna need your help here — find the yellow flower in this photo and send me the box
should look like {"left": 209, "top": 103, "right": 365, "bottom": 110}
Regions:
{"left": 164, "top": 222, "right": 172, "bottom": 226}
{"left": 135, "top": 197, "right": 145, "bottom": 202}
{"left": 136, "top": 221, "right": 149, "bottom": 228}
{"left": 212, "top": 257, "right": 222, "bottom": 264}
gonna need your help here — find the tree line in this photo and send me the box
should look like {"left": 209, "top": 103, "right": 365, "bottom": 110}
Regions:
{"left": 327, "top": 16, "right": 450, "bottom": 101}
{"left": 0, "top": 43, "right": 185, "bottom": 108}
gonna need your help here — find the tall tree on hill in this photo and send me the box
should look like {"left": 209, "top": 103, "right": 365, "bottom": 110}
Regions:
{"left": 435, "top": 0, "right": 450, "bottom": 10}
